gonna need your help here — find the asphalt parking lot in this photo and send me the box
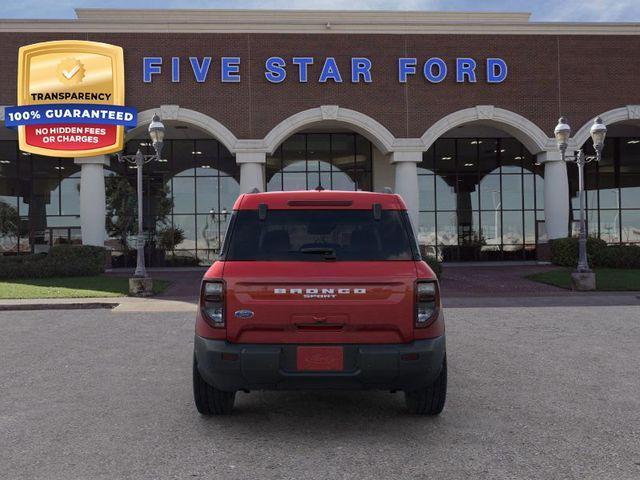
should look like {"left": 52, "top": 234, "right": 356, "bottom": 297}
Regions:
{"left": 2, "top": 304, "right": 640, "bottom": 480}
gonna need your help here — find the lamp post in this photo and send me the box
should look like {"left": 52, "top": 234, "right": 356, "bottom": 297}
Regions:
{"left": 117, "top": 114, "right": 165, "bottom": 294}
{"left": 553, "top": 116, "right": 607, "bottom": 289}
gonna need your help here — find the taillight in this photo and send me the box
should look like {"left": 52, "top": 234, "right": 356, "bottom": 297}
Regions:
{"left": 201, "top": 280, "right": 225, "bottom": 328}
{"left": 415, "top": 280, "right": 439, "bottom": 328}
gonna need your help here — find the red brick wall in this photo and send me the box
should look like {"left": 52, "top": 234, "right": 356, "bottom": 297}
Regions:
{"left": 0, "top": 32, "right": 638, "bottom": 141}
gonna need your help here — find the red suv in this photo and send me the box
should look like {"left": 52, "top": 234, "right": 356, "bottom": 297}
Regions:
{"left": 193, "top": 190, "right": 446, "bottom": 415}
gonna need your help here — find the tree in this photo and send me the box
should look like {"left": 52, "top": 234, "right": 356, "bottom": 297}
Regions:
{"left": 105, "top": 176, "right": 173, "bottom": 252}
{"left": 157, "top": 226, "right": 185, "bottom": 252}
{"left": 0, "top": 201, "right": 22, "bottom": 250}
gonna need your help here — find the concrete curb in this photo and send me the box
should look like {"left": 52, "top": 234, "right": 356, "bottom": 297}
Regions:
{"left": 0, "top": 302, "right": 119, "bottom": 311}
{"left": 445, "top": 293, "right": 640, "bottom": 308}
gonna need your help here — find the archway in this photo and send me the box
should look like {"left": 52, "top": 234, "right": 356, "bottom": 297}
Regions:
{"left": 421, "top": 106, "right": 552, "bottom": 155}
{"left": 417, "top": 112, "right": 550, "bottom": 261}
{"left": 111, "top": 111, "right": 241, "bottom": 267}
{"left": 130, "top": 106, "right": 239, "bottom": 153}
{"left": 263, "top": 106, "right": 396, "bottom": 155}
{"left": 262, "top": 106, "right": 398, "bottom": 195}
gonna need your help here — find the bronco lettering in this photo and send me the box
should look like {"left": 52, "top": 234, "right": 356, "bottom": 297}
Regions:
{"left": 274, "top": 288, "right": 367, "bottom": 295}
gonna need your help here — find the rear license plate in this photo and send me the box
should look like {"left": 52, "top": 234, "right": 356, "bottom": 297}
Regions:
{"left": 296, "top": 346, "right": 344, "bottom": 371}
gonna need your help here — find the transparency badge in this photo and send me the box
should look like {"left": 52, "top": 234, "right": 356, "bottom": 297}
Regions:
{"left": 5, "top": 40, "right": 137, "bottom": 157}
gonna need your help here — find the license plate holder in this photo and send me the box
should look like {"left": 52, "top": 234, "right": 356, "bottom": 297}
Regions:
{"left": 296, "top": 346, "right": 344, "bottom": 372}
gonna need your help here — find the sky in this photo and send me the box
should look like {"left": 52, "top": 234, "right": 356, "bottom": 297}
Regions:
{"left": 0, "top": 0, "right": 639, "bottom": 22}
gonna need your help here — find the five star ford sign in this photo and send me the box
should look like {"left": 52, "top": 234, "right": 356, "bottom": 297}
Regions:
{"left": 4, "top": 40, "right": 137, "bottom": 158}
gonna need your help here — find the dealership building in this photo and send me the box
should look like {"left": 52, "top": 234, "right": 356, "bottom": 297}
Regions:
{"left": 0, "top": 8, "right": 639, "bottom": 265}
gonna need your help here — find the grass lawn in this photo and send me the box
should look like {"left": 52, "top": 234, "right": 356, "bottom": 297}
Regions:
{"left": 526, "top": 268, "right": 640, "bottom": 291}
{"left": 0, "top": 276, "right": 170, "bottom": 299}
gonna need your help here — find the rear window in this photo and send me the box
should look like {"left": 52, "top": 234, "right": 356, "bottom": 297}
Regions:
{"left": 223, "top": 209, "right": 418, "bottom": 261}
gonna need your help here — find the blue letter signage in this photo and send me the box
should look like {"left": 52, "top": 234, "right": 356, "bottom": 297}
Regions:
{"left": 143, "top": 56, "right": 508, "bottom": 84}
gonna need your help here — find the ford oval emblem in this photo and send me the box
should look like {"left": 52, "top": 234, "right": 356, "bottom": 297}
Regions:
{"left": 234, "top": 310, "right": 254, "bottom": 319}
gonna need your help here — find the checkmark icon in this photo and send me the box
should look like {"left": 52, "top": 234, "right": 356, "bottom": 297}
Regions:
{"left": 62, "top": 64, "right": 80, "bottom": 79}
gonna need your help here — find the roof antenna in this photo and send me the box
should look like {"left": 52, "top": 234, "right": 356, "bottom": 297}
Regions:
{"left": 383, "top": 187, "right": 393, "bottom": 194}
{"left": 315, "top": 185, "right": 325, "bottom": 191}
{"left": 249, "top": 187, "right": 260, "bottom": 194}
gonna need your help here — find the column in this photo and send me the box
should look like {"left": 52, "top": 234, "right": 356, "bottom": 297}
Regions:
{"left": 391, "top": 151, "right": 422, "bottom": 229}
{"left": 237, "top": 151, "right": 266, "bottom": 193}
{"left": 74, "top": 155, "right": 109, "bottom": 246}
{"left": 538, "top": 151, "right": 569, "bottom": 239}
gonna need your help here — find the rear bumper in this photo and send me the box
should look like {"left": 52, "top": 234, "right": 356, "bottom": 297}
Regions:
{"left": 194, "top": 335, "right": 446, "bottom": 392}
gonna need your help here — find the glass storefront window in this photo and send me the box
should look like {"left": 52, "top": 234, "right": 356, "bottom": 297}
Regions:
{"left": 307, "top": 134, "right": 331, "bottom": 172}
{"left": 599, "top": 210, "right": 620, "bottom": 243}
{"left": 621, "top": 174, "right": 640, "bottom": 209}
{"left": 568, "top": 136, "right": 640, "bottom": 245}
{"left": 267, "top": 133, "right": 373, "bottom": 193}
{"left": 436, "top": 211, "right": 457, "bottom": 246}
{"left": 478, "top": 139, "right": 499, "bottom": 173}
{"left": 282, "top": 135, "right": 306, "bottom": 172}
{"left": 523, "top": 174, "right": 536, "bottom": 210}
{"left": 434, "top": 139, "right": 456, "bottom": 176}
{"left": 479, "top": 175, "right": 501, "bottom": 211}
{"left": 418, "top": 174, "right": 435, "bottom": 211}
{"left": 501, "top": 175, "right": 523, "bottom": 210}
{"left": 524, "top": 210, "right": 536, "bottom": 245}
{"left": 4, "top": 133, "right": 640, "bottom": 263}
{"left": 219, "top": 176, "right": 239, "bottom": 212}
{"left": 435, "top": 175, "right": 456, "bottom": 211}
{"left": 421, "top": 136, "right": 544, "bottom": 260}
{"left": 502, "top": 211, "right": 524, "bottom": 247}
{"left": 418, "top": 211, "right": 436, "bottom": 253}
{"left": 172, "top": 177, "right": 196, "bottom": 214}
{"left": 195, "top": 177, "right": 218, "bottom": 214}
{"left": 105, "top": 138, "right": 239, "bottom": 266}
{"left": 621, "top": 210, "right": 640, "bottom": 243}
{"left": 60, "top": 176, "right": 80, "bottom": 216}
{"left": 500, "top": 138, "right": 523, "bottom": 174}
{"left": 173, "top": 140, "right": 196, "bottom": 177}
{"left": 283, "top": 172, "right": 307, "bottom": 190}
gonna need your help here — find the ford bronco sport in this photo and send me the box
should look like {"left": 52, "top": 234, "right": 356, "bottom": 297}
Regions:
{"left": 193, "top": 190, "right": 446, "bottom": 415}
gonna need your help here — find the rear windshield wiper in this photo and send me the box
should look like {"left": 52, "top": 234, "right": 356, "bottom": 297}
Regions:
{"left": 292, "top": 247, "right": 337, "bottom": 260}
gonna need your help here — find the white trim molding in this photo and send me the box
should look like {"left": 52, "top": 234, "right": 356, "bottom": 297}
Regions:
{"left": 263, "top": 106, "right": 396, "bottom": 155}
{"left": 127, "top": 106, "right": 239, "bottom": 154}
{"left": 420, "top": 106, "right": 553, "bottom": 154}
{"left": 572, "top": 105, "right": 640, "bottom": 148}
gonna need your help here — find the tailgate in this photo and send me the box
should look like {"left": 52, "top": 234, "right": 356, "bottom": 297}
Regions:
{"left": 223, "top": 261, "right": 417, "bottom": 344}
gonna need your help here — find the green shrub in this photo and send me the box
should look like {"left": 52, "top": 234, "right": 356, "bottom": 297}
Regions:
{"left": 0, "top": 245, "right": 106, "bottom": 279}
{"left": 157, "top": 226, "right": 185, "bottom": 251}
{"left": 424, "top": 255, "right": 442, "bottom": 278}
{"left": 164, "top": 254, "right": 201, "bottom": 267}
{"left": 593, "top": 244, "right": 640, "bottom": 268}
{"left": 550, "top": 237, "right": 640, "bottom": 269}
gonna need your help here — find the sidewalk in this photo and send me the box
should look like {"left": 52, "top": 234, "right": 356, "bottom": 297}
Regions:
{"left": 1, "top": 291, "right": 638, "bottom": 311}
{"left": 0, "top": 295, "right": 197, "bottom": 312}
{"left": 440, "top": 264, "right": 565, "bottom": 297}
{"left": 1, "top": 264, "right": 638, "bottom": 311}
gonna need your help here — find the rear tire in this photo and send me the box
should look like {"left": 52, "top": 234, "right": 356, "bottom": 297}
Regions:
{"left": 193, "top": 356, "right": 236, "bottom": 415}
{"left": 404, "top": 355, "right": 447, "bottom": 415}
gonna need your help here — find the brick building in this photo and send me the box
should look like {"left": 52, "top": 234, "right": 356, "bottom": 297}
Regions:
{"left": 0, "top": 9, "right": 639, "bottom": 264}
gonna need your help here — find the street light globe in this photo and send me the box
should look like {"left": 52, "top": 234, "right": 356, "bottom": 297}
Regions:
{"left": 148, "top": 113, "right": 165, "bottom": 145}
{"left": 590, "top": 116, "right": 607, "bottom": 153}
{"left": 554, "top": 117, "right": 571, "bottom": 152}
